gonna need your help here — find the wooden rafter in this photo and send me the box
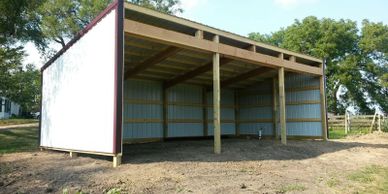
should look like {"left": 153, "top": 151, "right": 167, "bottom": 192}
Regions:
{"left": 220, "top": 67, "right": 273, "bottom": 88}
{"left": 164, "top": 57, "right": 233, "bottom": 88}
{"left": 124, "top": 46, "right": 182, "bottom": 80}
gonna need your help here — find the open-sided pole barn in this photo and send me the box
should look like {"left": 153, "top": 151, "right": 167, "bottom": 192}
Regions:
{"left": 39, "top": 0, "right": 328, "bottom": 167}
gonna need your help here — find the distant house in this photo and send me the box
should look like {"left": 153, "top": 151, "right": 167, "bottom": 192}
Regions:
{"left": 0, "top": 97, "right": 20, "bottom": 119}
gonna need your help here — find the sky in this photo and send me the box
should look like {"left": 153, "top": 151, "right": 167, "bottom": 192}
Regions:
{"left": 24, "top": 0, "right": 388, "bottom": 68}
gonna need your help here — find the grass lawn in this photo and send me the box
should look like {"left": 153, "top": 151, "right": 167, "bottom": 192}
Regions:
{"left": 329, "top": 127, "right": 370, "bottom": 139}
{"left": 0, "top": 128, "right": 38, "bottom": 154}
{"left": 347, "top": 165, "right": 388, "bottom": 193}
{"left": 0, "top": 119, "right": 38, "bottom": 126}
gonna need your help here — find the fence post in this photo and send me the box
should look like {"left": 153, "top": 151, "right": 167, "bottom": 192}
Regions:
{"left": 369, "top": 112, "right": 377, "bottom": 133}
{"left": 344, "top": 113, "right": 348, "bottom": 134}
{"left": 378, "top": 114, "right": 381, "bottom": 132}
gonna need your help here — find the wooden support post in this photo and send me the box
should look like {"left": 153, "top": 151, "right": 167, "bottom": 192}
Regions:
{"left": 278, "top": 67, "right": 287, "bottom": 145}
{"left": 213, "top": 35, "right": 221, "bottom": 154}
{"left": 290, "top": 56, "right": 296, "bottom": 62}
{"left": 248, "top": 45, "right": 256, "bottom": 52}
{"left": 235, "top": 90, "right": 240, "bottom": 136}
{"left": 272, "top": 77, "right": 279, "bottom": 139}
{"left": 163, "top": 88, "right": 168, "bottom": 139}
{"left": 70, "top": 151, "right": 77, "bottom": 158}
{"left": 195, "top": 30, "right": 203, "bottom": 39}
{"left": 202, "top": 87, "right": 208, "bottom": 136}
{"left": 320, "top": 75, "right": 328, "bottom": 140}
{"left": 113, "top": 155, "right": 122, "bottom": 168}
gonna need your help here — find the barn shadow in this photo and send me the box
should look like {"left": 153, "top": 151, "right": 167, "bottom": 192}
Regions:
{"left": 121, "top": 137, "right": 388, "bottom": 164}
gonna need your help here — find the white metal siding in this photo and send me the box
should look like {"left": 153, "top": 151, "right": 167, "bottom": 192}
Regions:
{"left": 40, "top": 9, "right": 116, "bottom": 153}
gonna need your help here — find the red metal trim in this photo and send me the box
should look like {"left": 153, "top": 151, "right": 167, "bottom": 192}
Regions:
{"left": 113, "top": 0, "right": 124, "bottom": 154}
{"left": 40, "top": 1, "right": 118, "bottom": 72}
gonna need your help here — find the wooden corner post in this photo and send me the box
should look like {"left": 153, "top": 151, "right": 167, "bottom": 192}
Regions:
{"left": 278, "top": 67, "right": 287, "bottom": 145}
{"left": 320, "top": 62, "right": 328, "bottom": 140}
{"left": 113, "top": 154, "right": 122, "bottom": 168}
{"left": 213, "top": 35, "right": 221, "bottom": 154}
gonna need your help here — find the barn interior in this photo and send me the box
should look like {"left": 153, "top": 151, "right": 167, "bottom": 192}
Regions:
{"left": 121, "top": 2, "right": 327, "bottom": 149}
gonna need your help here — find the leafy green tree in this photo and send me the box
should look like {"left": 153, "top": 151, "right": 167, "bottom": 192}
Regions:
{"left": 9, "top": 64, "right": 41, "bottom": 116}
{"left": 249, "top": 16, "right": 387, "bottom": 114}
{"left": 37, "top": 0, "right": 183, "bottom": 55}
{"left": 0, "top": 0, "right": 44, "bottom": 104}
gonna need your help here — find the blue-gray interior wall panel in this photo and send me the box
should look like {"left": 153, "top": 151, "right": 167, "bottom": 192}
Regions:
{"left": 284, "top": 73, "right": 322, "bottom": 137}
{"left": 207, "top": 89, "right": 236, "bottom": 135}
{"left": 123, "top": 79, "right": 163, "bottom": 139}
{"left": 239, "top": 81, "right": 274, "bottom": 135}
{"left": 168, "top": 84, "right": 204, "bottom": 137}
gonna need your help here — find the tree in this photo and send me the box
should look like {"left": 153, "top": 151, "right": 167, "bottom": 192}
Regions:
{"left": 10, "top": 64, "right": 41, "bottom": 116}
{"left": 37, "top": 0, "right": 183, "bottom": 56}
{"left": 249, "top": 17, "right": 388, "bottom": 114}
{"left": 0, "top": 0, "right": 44, "bottom": 100}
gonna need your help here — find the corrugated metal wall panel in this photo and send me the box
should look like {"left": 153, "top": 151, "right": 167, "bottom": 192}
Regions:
{"left": 285, "top": 73, "right": 320, "bottom": 88}
{"left": 286, "top": 104, "right": 321, "bottom": 119}
{"left": 285, "top": 73, "right": 322, "bottom": 136}
{"left": 207, "top": 123, "right": 235, "bottom": 135}
{"left": 207, "top": 89, "right": 236, "bottom": 135}
{"left": 123, "top": 79, "right": 163, "bottom": 139}
{"left": 287, "top": 122, "right": 322, "bottom": 136}
{"left": 240, "top": 123, "right": 273, "bottom": 135}
{"left": 238, "top": 80, "right": 273, "bottom": 136}
{"left": 168, "top": 84, "right": 203, "bottom": 137}
{"left": 168, "top": 123, "right": 203, "bottom": 137}
{"left": 239, "top": 107, "right": 272, "bottom": 120}
{"left": 286, "top": 90, "right": 320, "bottom": 102}
{"left": 239, "top": 94, "right": 272, "bottom": 106}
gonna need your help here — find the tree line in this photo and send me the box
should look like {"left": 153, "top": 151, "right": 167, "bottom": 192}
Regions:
{"left": 0, "top": 0, "right": 386, "bottom": 116}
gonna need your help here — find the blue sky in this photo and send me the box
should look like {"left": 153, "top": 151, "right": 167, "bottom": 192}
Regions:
{"left": 25, "top": 0, "right": 388, "bottom": 68}
{"left": 179, "top": 0, "right": 388, "bottom": 35}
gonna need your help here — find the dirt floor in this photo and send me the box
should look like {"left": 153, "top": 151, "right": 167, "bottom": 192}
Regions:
{"left": 1, "top": 133, "right": 388, "bottom": 194}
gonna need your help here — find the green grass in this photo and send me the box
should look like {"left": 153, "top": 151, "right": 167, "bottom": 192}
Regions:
{"left": 0, "top": 127, "right": 39, "bottom": 154}
{"left": 0, "top": 119, "right": 38, "bottom": 126}
{"left": 278, "top": 183, "right": 306, "bottom": 193}
{"left": 326, "top": 177, "right": 340, "bottom": 187}
{"left": 328, "top": 127, "right": 370, "bottom": 139}
{"left": 347, "top": 165, "right": 388, "bottom": 193}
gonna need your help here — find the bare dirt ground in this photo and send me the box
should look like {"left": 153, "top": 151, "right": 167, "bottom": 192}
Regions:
{"left": 1, "top": 133, "right": 388, "bottom": 194}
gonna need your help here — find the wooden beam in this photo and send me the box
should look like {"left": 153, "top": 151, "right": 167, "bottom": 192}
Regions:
{"left": 278, "top": 67, "right": 287, "bottom": 145}
{"left": 124, "top": 3, "right": 323, "bottom": 64}
{"left": 164, "top": 57, "right": 233, "bottom": 88}
{"left": 213, "top": 35, "right": 221, "bottom": 154}
{"left": 163, "top": 88, "right": 168, "bottom": 139}
{"left": 272, "top": 77, "right": 279, "bottom": 139}
{"left": 124, "top": 46, "right": 182, "bottom": 80}
{"left": 124, "top": 19, "right": 323, "bottom": 75}
{"left": 202, "top": 87, "right": 208, "bottom": 136}
{"left": 221, "top": 67, "right": 273, "bottom": 88}
{"left": 320, "top": 74, "right": 328, "bottom": 140}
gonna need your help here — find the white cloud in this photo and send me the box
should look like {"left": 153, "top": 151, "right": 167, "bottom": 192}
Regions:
{"left": 273, "top": 0, "right": 318, "bottom": 8}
